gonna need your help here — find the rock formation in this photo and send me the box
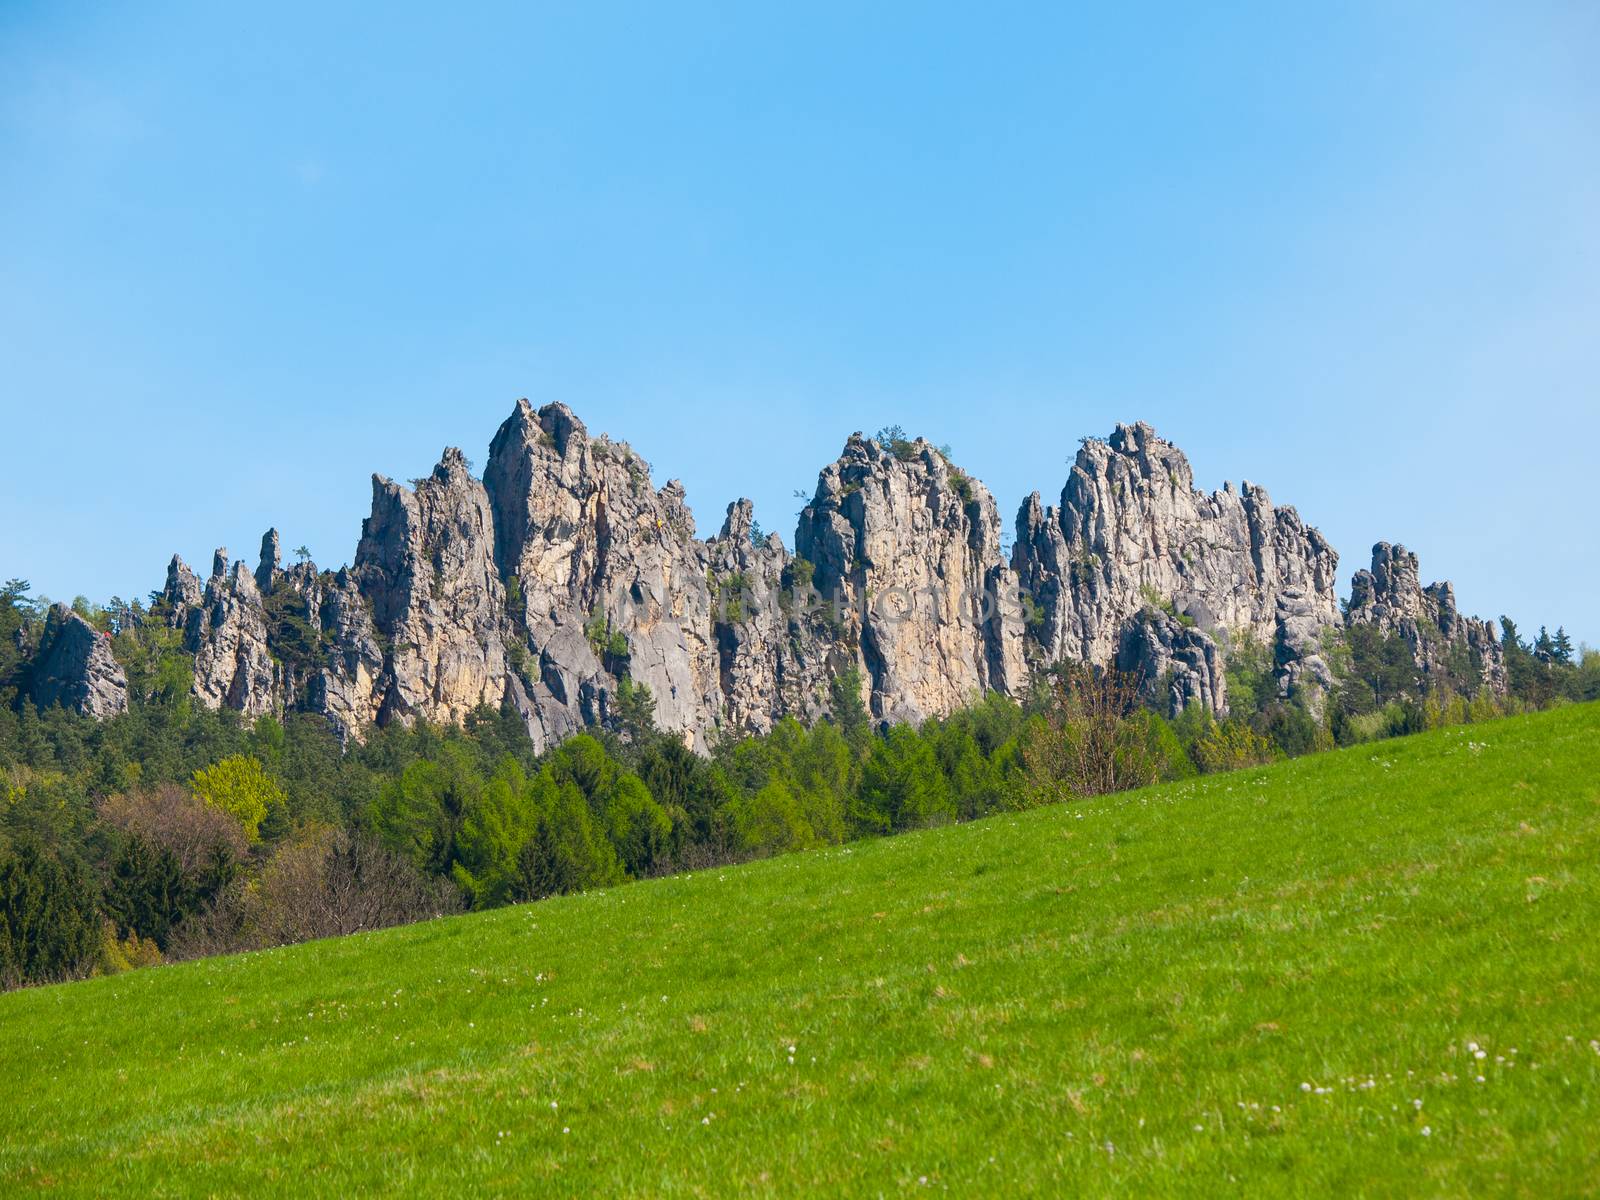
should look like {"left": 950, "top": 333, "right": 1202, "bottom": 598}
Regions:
{"left": 1345, "top": 542, "right": 1506, "bottom": 693}
{"left": 354, "top": 448, "right": 509, "bottom": 728}
{"left": 484, "top": 400, "right": 724, "bottom": 749}
{"left": 1013, "top": 421, "right": 1341, "bottom": 714}
{"left": 795, "top": 433, "right": 1024, "bottom": 725}
{"left": 1114, "top": 606, "right": 1227, "bottom": 716}
{"left": 18, "top": 398, "right": 1520, "bottom": 745}
{"left": 180, "top": 549, "right": 279, "bottom": 718}
{"left": 27, "top": 605, "right": 128, "bottom": 718}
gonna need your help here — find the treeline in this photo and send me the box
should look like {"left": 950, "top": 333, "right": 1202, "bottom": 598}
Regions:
{"left": 3, "top": 579, "right": 1596, "bottom": 989}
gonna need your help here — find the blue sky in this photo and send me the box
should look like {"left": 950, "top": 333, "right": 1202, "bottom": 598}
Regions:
{"left": 2, "top": 2, "right": 1596, "bottom": 645}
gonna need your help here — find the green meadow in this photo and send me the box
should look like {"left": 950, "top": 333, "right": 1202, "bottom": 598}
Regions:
{"left": 3, "top": 703, "right": 1597, "bottom": 1196}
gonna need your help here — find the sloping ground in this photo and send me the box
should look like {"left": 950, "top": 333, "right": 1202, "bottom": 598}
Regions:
{"left": 2, "top": 704, "right": 1597, "bottom": 1196}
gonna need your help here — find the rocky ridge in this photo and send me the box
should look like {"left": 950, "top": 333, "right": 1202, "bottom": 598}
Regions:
{"left": 1345, "top": 541, "right": 1507, "bottom": 693}
{"left": 1012, "top": 422, "right": 1342, "bottom": 715}
{"left": 25, "top": 401, "right": 1507, "bottom": 746}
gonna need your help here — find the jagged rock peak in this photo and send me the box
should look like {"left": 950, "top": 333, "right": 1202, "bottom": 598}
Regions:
{"left": 164, "top": 554, "right": 202, "bottom": 610}
{"left": 719, "top": 498, "right": 756, "bottom": 543}
{"left": 354, "top": 445, "right": 507, "bottom": 728}
{"left": 28, "top": 605, "right": 128, "bottom": 719}
{"left": 796, "top": 430, "right": 1025, "bottom": 725}
{"left": 1115, "top": 605, "right": 1227, "bottom": 717}
{"left": 1013, "top": 420, "right": 1340, "bottom": 702}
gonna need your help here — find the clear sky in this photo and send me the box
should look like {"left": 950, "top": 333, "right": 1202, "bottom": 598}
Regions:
{"left": 2, "top": 2, "right": 1596, "bottom": 645}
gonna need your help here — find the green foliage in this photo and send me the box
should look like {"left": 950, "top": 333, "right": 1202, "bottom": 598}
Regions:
{"left": 946, "top": 465, "right": 975, "bottom": 504}
{"left": 612, "top": 676, "right": 658, "bottom": 743}
{"left": 582, "top": 608, "right": 628, "bottom": 662}
{"left": 788, "top": 557, "right": 816, "bottom": 592}
{"left": 872, "top": 424, "right": 920, "bottom": 462}
{"left": 725, "top": 778, "right": 814, "bottom": 855}
{"left": 449, "top": 759, "right": 538, "bottom": 909}
{"left": 515, "top": 776, "right": 624, "bottom": 899}
{"left": 1191, "top": 718, "right": 1276, "bottom": 774}
{"left": 0, "top": 838, "right": 99, "bottom": 985}
{"left": 368, "top": 747, "right": 483, "bottom": 875}
{"left": 1222, "top": 630, "right": 1274, "bottom": 716}
{"left": 828, "top": 665, "right": 873, "bottom": 759}
{"left": 190, "top": 755, "right": 285, "bottom": 843}
{"left": 545, "top": 735, "right": 669, "bottom": 878}
{"left": 854, "top": 725, "right": 954, "bottom": 834}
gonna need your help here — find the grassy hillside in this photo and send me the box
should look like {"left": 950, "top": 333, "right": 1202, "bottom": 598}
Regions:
{"left": 3, "top": 704, "right": 1598, "bottom": 1196}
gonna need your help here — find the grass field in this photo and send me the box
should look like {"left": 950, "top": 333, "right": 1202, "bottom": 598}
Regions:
{"left": 3, "top": 703, "right": 1598, "bottom": 1196}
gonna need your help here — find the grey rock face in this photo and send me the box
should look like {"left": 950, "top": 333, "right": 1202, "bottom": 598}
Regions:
{"left": 1274, "top": 587, "right": 1335, "bottom": 703}
{"left": 163, "top": 555, "right": 203, "bottom": 614}
{"left": 36, "top": 398, "right": 1521, "bottom": 744}
{"left": 28, "top": 605, "right": 128, "bottom": 718}
{"left": 256, "top": 528, "right": 281, "bottom": 592}
{"left": 1114, "top": 606, "right": 1227, "bottom": 716}
{"left": 1346, "top": 542, "right": 1506, "bottom": 693}
{"left": 184, "top": 552, "right": 280, "bottom": 718}
{"left": 354, "top": 448, "right": 509, "bottom": 727}
{"left": 484, "top": 400, "right": 723, "bottom": 749}
{"left": 795, "top": 433, "right": 1025, "bottom": 726}
{"left": 1013, "top": 422, "right": 1340, "bottom": 702}
{"left": 705, "top": 499, "right": 837, "bottom": 735}
{"left": 307, "top": 567, "right": 386, "bottom": 741}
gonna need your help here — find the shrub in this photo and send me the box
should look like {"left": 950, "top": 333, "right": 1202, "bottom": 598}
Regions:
{"left": 170, "top": 828, "right": 459, "bottom": 958}
{"left": 1192, "top": 720, "right": 1276, "bottom": 774}
{"left": 1021, "top": 666, "right": 1160, "bottom": 803}
{"left": 99, "top": 784, "right": 249, "bottom": 876}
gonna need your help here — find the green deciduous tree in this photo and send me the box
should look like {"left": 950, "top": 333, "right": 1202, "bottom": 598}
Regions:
{"left": 190, "top": 755, "right": 285, "bottom": 843}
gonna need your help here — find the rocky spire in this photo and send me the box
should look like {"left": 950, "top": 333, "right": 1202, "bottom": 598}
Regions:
{"left": 483, "top": 399, "right": 723, "bottom": 749}
{"left": 354, "top": 447, "right": 509, "bottom": 727}
{"left": 29, "top": 397, "right": 1525, "bottom": 747}
{"left": 1346, "top": 542, "right": 1506, "bottom": 693}
{"left": 163, "top": 554, "right": 202, "bottom": 612}
{"left": 256, "top": 528, "right": 281, "bottom": 592}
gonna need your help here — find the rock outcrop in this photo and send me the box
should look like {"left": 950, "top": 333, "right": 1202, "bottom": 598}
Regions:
{"left": 704, "top": 499, "right": 836, "bottom": 735}
{"left": 1114, "top": 606, "right": 1227, "bottom": 717}
{"left": 27, "top": 605, "right": 128, "bottom": 718}
{"left": 180, "top": 549, "right": 280, "bottom": 718}
{"left": 354, "top": 448, "right": 509, "bottom": 728}
{"left": 23, "top": 398, "right": 1522, "bottom": 746}
{"left": 1345, "top": 542, "right": 1506, "bottom": 693}
{"left": 484, "top": 400, "right": 724, "bottom": 749}
{"left": 1013, "top": 421, "right": 1340, "bottom": 709}
{"left": 795, "top": 433, "right": 1025, "bottom": 726}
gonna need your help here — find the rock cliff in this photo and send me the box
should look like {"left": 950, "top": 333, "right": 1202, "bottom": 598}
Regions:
{"left": 354, "top": 448, "right": 509, "bottom": 728}
{"left": 22, "top": 399, "right": 1515, "bottom": 744}
{"left": 27, "top": 605, "right": 128, "bottom": 718}
{"left": 1012, "top": 421, "right": 1341, "bottom": 714}
{"left": 795, "top": 433, "right": 1024, "bottom": 725}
